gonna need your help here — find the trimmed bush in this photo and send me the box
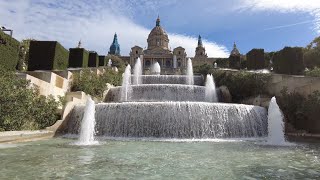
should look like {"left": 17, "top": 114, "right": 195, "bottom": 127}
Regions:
{"left": 273, "top": 47, "right": 304, "bottom": 75}
{"left": 215, "top": 58, "right": 229, "bottom": 68}
{"left": 229, "top": 55, "right": 241, "bottom": 69}
{"left": 0, "top": 30, "right": 19, "bottom": 70}
{"left": 68, "top": 48, "right": 89, "bottom": 68}
{"left": 99, "top": 56, "right": 105, "bottom": 66}
{"left": 28, "top": 41, "right": 69, "bottom": 71}
{"left": 246, "top": 49, "right": 265, "bottom": 70}
{"left": 88, "top": 51, "right": 99, "bottom": 67}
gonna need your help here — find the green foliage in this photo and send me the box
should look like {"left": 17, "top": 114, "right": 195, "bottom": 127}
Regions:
{"left": 88, "top": 51, "right": 99, "bottom": 67}
{"left": 0, "top": 30, "right": 20, "bottom": 70}
{"left": 229, "top": 55, "right": 241, "bottom": 69}
{"left": 277, "top": 89, "right": 320, "bottom": 133}
{"left": 106, "top": 55, "right": 126, "bottom": 71}
{"left": 68, "top": 48, "right": 89, "bottom": 68}
{"left": 193, "top": 64, "right": 212, "bottom": 75}
{"left": 273, "top": 47, "right": 304, "bottom": 75}
{"left": 304, "top": 37, "right": 320, "bottom": 68}
{"left": 53, "top": 42, "right": 69, "bottom": 70}
{"left": 215, "top": 58, "right": 229, "bottom": 68}
{"left": 28, "top": 41, "right": 69, "bottom": 70}
{"left": 98, "top": 56, "right": 106, "bottom": 66}
{"left": 0, "top": 66, "right": 60, "bottom": 131}
{"left": 71, "top": 68, "right": 122, "bottom": 100}
{"left": 246, "top": 49, "right": 265, "bottom": 70}
{"left": 264, "top": 52, "right": 274, "bottom": 69}
{"left": 210, "top": 70, "right": 271, "bottom": 102}
{"left": 305, "top": 67, "right": 320, "bottom": 77}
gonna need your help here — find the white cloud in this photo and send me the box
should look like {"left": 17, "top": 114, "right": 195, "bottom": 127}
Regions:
{"left": 0, "top": 0, "right": 229, "bottom": 57}
{"left": 238, "top": 0, "right": 320, "bottom": 33}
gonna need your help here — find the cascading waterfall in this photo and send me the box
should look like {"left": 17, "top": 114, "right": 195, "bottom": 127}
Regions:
{"left": 186, "top": 58, "right": 194, "bottom": 85}
{"left": 74, "top": 97, "right": 98, "bottom": 145}
{"left": 133, "top": 58, "right": 142, "bottom": 85}
{"left": 205, "top": 74, "right": 218, "bottom": 102}
{"left": 267, "top": 97, "right": 286, "bottom": 145}
{"left": 151, "top": 62, "right": 161, "bottom": 75}
{"left": 67, "top": 102, "right": 267, "bottom": 138}
{"left": 120, "top": 65, "right": 132, "bottom": 102}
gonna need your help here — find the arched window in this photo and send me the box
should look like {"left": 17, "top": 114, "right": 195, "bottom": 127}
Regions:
{"left": 136, "top": 50, "right": 138, "bottom": 54}
{"left": 200, "top": 52, "right": 203, "bottom": 55}
{"left": 145, "top": 60, "right": 151, "bottom": 67}
{"left": 178, "top": 51, "right": 181, "bottom": 55}
{"left": 166, "top": 60, "right": 171, "bottom": 67}
{"left": 178, "top": 61, "right": 182, "bottom": 67}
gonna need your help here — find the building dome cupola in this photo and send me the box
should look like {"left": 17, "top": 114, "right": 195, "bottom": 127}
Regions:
{"left": 147, "top": 16, "right": 169, "bottom": 50}
{"left": 109, "top": 33, "right": 121, "bottom": 55}
{"left": 230, "top": 42, "right": 240, "bottom": 56}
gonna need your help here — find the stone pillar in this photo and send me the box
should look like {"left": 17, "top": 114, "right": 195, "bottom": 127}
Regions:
{"left": 173, "top": 55, "right": 177, "bottom": 69}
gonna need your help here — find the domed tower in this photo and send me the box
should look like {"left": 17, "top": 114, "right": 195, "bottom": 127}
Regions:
{"left": 230, "top": 42, "right": 240, "bottom": 56}
{"left": 109, "top": 33, "right": 120, "bottom": 56}
{"left": 147, "top": 16, "right": 169, "bottom": 50}
{"left": 195, "top": 35, "right": 207, "bottom": 58}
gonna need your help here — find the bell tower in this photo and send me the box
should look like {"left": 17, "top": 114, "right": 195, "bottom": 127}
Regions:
{"left": 195, "top": 35, "right": 207, "bottom": 58}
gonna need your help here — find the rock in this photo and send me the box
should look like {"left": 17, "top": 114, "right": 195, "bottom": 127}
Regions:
{"left": 218, "top": 86, "right": 232, "bottom": 103}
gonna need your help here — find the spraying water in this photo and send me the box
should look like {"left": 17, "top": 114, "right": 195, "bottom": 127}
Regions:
{"left": 75, "top": 97, "right": 98, "bottom": 145}
{"left": 133, "top": 58, "right": 142, "bottom": 85}
{"left": 107, "top": 59, "right": 112, "bottom": 67}
{"left": 205, "top": 74, "right": 218, "bottom": 102}
{"left": 151, "top": 62, "right": 161, "bottom": 75}
{"left": 267, "top": 97, "right": 286, "bottom": 145}
{"left": 186, "top": 58, "right": 194, "bottom": 85}
{"left": 120, "top": 65, "right": 132, "bottom": 102}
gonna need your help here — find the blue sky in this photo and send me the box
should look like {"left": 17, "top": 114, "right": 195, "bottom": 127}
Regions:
{"left": 1, "top": 0, "right": 319, "bottom": 57}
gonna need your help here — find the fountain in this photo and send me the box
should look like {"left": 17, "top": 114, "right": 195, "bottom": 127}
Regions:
{"left": 214, "top": 62, "right": 217, "bottom": 69}
{"left": 133, "top": 58, "right": 142, "bottom": 85}
{"left": 150, "top": 62, "right": 161, "bottom": 75}
{"left": 267, "top": 97, "right": 286, "bottom": 145}
{"left": 205, "top": 74, "right": 218, "bottom": 102}
{"left": 65, "top": 59, "right": 269, "bottom": 139}
{"left": 107, "top": 59, "right": 112, "bottom": 67}
{"left": 74, "top": 97, "right": 98, "bottom": 145}
{"left": 186, "top": 58, "right": 194, "bottom": 85}
{"left": 120, "top": 65, "right": 132, "bottom": 102}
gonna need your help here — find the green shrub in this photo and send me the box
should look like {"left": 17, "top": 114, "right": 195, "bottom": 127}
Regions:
{"left": 305, "top": 67, "right": 320, "bottom": 77}
{"left": 215, "top": 58, "right": 229, "bottom": 68}
{"left": 0, "top": 66, "right": 60, "bottom": 131}
{"left": 229, "top": 55, "right": 241, "bottom": 69}
{"left": 246, "top": 49, "right": 265, "bottom": 70}
{"left": 106, "top": 55, "right": 126, "bottom": 71}
{"left": 0, "top": 30, "right": 20, "bottom": 70}
{"left": 71, "top": 68, "right": 122, "bottom": 100}
{"left": 277, "top": 89, "right": 320, "bottom": 133}
{"left": 88, "top": 51, "right": 99, "bottom": 67}
{"left": 99, "top": 56, "right": 106, "bottom": 66}
{"left": 273, "top": 47, "right": 304, "bottom": 75}
{"left": 68, "top": 48, "right": 89, "bottom": 68}
{"left": 212, "top": 70, "right": 271, "bottom": 102}
{"left": 303, "top": 36, "right": 320, "bottom": 68}
{"left": 28, "top": 41, "right": 69, "bottom": 71}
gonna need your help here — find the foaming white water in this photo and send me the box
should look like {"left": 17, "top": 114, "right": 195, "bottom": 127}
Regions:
{"left": 137, "top": 75, "right": 204, "bottom": 85}
{"left": 205, "top": 74, "right": 218, "bottom": 102}
{"left": 66, "top": 102, "right": 267, "bottom": 138}
{"left": 120, "top": 65, "right": 132, "bottom": 102}
{"left": 266, "top": 97, "right": 289, "bottom": 146}
{"left": 74, "top": 97, "right": 98, "bottom": 146}
{"left": 133, "top": 58, "right": 142, "bottom": 85}
{"left": 107, "top": 59, "right": 112, "bottom": 67}
{"left": 186, "top": 58, "right": 194, "bottom": 85}
{"left": 106, "top": 84, "right": 206, "bottom": 102}
{"left": 151, "top": 62, "right": 161, "bottom": 75}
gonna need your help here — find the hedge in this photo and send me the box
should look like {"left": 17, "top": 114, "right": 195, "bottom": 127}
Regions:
{"left": 99, "top": 56, "right": 105, "bottom": 66}
{"left": 229, "top": 55, "right": 241, "bottom": 69}
{"left": 88, "top": 51, "right": 99, "bottom": 67}
{"left": 273, "top": 47, "right": 304, "bottom": 75}
{"left": 246, "top": 49, "right": 265, "bottom": 70}
{"left": 0, "top": 30, "right": 20, "bottom": 70}
{"left": 28, "top": 41, "right": 69, "bottom": 71}
{"left": 68, "top": 48, "right": 89, "bottom": 68}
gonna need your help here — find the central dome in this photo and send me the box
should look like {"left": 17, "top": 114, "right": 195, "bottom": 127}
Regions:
{"left": 147, "top": 16, "right": 169, "bottom": 50}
